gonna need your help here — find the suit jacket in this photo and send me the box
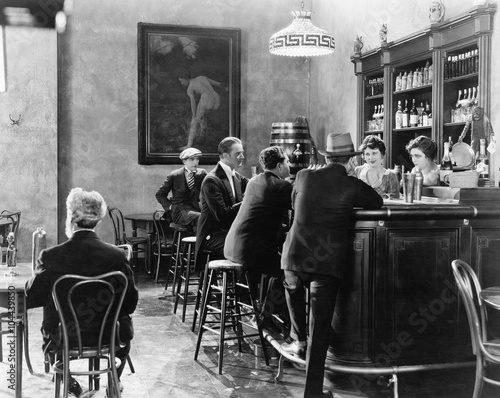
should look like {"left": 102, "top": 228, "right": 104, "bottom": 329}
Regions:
{"left": 155, "top": 167, "right": 207, "bottom": 224}
{"left": 195, "top": 163, "right": 248, "bottom": 263}
{"left": 25, "top": 230, "right": 139, "bottom": 343}
{"left": 224, "top": 171, "right": 292, "bottom": 274}
{"left": 281, "top": 164, "right": 383, "bottom": 279}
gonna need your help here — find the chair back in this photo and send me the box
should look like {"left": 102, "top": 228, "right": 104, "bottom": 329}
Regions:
{"left": 108, "top": 207, "right": 126, "bottom": 245}
{"left": 152, "top": 209, "right": 166, "bottom": 248}
{"left": 117, "top": 244, "right": 132, "bottom": 261}
{"left": 451, "top": 259, "right": 487, "bottom": 357}
{"left": 52, "top": 271, "right": 128, "bottom": 357}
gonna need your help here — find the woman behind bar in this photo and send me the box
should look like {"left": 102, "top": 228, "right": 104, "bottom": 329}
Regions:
{"left": 354, "top": 135, "right": 399, "bottom": 199}
{"left": 406, "top": 135, "right": 440, "bottom": 186}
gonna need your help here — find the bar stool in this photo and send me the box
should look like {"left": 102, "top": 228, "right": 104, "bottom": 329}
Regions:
{"left": 165, "top": 223, "right": 189, "bottom": 295}
{"left": 191, "top": 249, "right": 213, "bottom": 332}
{"left": 173, "top": 236, "right": 198, "bottom": 322}
{"left": 194, "top": 259, "right": 270, "bottom": 374}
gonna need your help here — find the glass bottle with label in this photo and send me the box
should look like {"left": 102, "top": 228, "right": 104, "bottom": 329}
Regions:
{"left": 422, "top": 101, "right": 429, "bottom": 126}
{"left": 410, "top": 99, "right": 418, "bottom": 128}
{"left": 402, "top": 99, "right": 409, "bottom": 128}
{"left": 395, "top": 101, "right": 403, "bottom": 129}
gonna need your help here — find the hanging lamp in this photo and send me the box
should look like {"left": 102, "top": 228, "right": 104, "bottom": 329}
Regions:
{"left": 269, "top": 1, "right": 335, "bottom": 57}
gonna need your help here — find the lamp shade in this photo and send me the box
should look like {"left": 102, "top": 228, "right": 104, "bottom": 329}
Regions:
{"left": 269, "top": 9, "right": 335, "bottom": 57}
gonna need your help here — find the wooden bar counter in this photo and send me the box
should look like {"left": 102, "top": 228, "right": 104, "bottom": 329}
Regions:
{"left": 328, "top": 188, "right": 500, "bottom": 369}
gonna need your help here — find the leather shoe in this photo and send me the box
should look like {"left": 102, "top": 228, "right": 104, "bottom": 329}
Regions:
{"left": 68, "top": 377, "right": 82, "bottom": 397}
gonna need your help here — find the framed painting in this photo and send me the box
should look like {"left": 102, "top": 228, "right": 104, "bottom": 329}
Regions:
{"left": 138, "top": 23, "right": 241, "bottom": 165}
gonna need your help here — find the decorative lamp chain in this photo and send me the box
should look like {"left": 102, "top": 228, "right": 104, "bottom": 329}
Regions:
{"left": 269, "top": 2, "right": 335, "bottom": 57}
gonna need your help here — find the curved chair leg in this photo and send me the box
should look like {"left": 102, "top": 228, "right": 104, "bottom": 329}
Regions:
{"left": 23, "top": 308, "right": 34, "bottom": 375}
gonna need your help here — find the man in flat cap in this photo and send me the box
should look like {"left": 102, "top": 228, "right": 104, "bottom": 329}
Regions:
{"left": 156, "top": 147, "right": 207, "bottom": 232}
{"left": 281, "top": 133, "right": 383, "bottom": 398}
{"left": 26, "top": 187, "right": 138, "bottom": 396}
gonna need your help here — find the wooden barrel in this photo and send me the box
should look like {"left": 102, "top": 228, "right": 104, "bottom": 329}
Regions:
{"left": 270, "top": 122, "right": 311, "bottom": 179}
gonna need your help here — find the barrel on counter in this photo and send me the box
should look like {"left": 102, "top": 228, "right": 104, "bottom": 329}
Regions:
{"left": 270, "top": 121, "right": 311, "bottom": 179}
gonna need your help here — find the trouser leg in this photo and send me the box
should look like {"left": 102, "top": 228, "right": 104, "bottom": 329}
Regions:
{"left": 283, "top": 270, "right": 308, "bottom": 342}
{"left": 304, "top": 275, "right": 341, "bottom": 398}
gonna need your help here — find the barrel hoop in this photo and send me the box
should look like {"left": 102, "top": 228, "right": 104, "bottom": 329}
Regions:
{"left": 271, "top": 124, "right": 308, "bottom": 130}
{"left": 270, "top": 139, "right": 311, "bottom": 144}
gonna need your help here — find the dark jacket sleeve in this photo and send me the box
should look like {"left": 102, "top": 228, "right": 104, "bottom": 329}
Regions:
{"left": 201, "top": 175, "right": 240, "bottom": 227}
{"left": 121, "top": 261, "right": 139, "bottom": 315}
{"left": 25, "top": 256, "right": 52, "bottom": 309}
{"left": 155, "top": 174, "right": 174, "bottom": 212}
{"left": 354, "top": 178, "right": 384, "bottom": 209}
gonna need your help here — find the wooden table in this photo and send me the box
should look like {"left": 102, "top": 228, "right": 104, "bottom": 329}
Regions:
{"left": 0, "top": 262, "right": 32, "bottom": 398}
{"left": 124, "top": 213, "right": 155, "bottom": 276}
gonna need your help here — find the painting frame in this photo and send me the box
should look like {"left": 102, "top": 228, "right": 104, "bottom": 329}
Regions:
{"left": 137, "top": 23, "right": 241, "bottom": 165}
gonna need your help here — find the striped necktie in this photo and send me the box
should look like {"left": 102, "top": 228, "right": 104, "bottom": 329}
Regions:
{"left": 187, "top": 172, "right": 195, "bottom": 190}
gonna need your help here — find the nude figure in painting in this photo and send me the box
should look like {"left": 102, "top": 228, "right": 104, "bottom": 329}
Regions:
{"left": 178, "top": 75, "right": 221, "bottom": 149}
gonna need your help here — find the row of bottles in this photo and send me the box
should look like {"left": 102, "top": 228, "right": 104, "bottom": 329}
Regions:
{"left": 395, "top": 61, "right": 433, "bottom": 91}
{"left": 395, "top": 99, "right": 432, "bottom": 129}
{"left": 450, "top": 86, "right": 479, "bottom": 123}
{"left": 444, "top": 49, "right": 479, "bottom": 79}
{"left": 367, "top": 105, "right": 384, "bottom": 131}
{"left": 367, "top": 77, "right": 384, "bottom": 96}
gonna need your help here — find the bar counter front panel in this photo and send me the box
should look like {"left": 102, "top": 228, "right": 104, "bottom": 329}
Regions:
{"left": 328, "top": 200, "right": 500, "bottom": 368}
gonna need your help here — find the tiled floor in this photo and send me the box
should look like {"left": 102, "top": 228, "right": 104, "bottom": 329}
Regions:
{"left": 1, "top": 271, "right": 498, "bottom": 397}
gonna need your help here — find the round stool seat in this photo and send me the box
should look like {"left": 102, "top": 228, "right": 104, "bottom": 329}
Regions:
{"left": 208, "top": 259, "right": 243, "bottom": 270}
{"left": 169, "top": 223, "right": 188, "bottom": 231}
{"left": 181, "top": 236, "right": 197, "bottom": 244}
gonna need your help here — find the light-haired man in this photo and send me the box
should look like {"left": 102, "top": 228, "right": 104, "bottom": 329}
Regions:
{"left": 26, "top": 188, "right": 138, "bottom": 396}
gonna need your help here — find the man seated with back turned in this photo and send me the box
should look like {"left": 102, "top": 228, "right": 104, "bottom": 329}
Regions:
{"left": 195, "top": 137, "right": 248, "bottom": 267}
{"left": 224, "top": 146, "right": 293, "bottom": 332}
{"left": 26, "top": 187, "right": 139, "bottom": 397}
{"left": 281, "top": 133, "right": 383, "bottom": 398}
{"left": 156, "top": 147, "right": 207, "bottom": 233}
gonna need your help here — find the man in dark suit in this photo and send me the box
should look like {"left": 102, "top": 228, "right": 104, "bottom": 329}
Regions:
{"left": 26, "top": 188, "right": 138, "bottom": 396}
{"left": 156, "top": 147, "right": 207, "bottom": 231}
{"left": 281, "top": 133, "right": 383, "bottom": 398}
{"left": 195, "top": 137, "right": 248, "bottom": 266}
{"left": 224, "top": 146, "right": 292, "bottom": 329}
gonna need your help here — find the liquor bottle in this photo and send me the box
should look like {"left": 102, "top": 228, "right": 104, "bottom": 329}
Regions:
{"left": 422, "top": 101, "right": 429, "bottom": 126}
{"left": 451, "top": 56, "right": 456, "bottom": 78}
{"left": 401, "top": 71, "right": 407, "bottom": 90}
{"left": 428, "top": 63, "right": 433, "bottom": 84}
{"left": 464, "top": 52, "right": 470, "bottom": 75}
{"left": 427, "top": 102, "right": 432, "bottom": 126}
{"left": 444, "top": 56, "right": 451, "bottom": 79}
{"left": 395, "top": 72, "right": 402, "bottom": 91}
{"left": 441, "top": 142, "right": 453, "bottom": 171}
{"left": 407, "top": 71, "right": 413, "bottom": 88}
{"left": 474, "top": 49, "right": 479, "bottom": 74}
{"left": 380, "top": 104, "right": 385, "bottom": 130}
{"left": 448, "top": 136, "right": 455, "bottom": 165}
{"left": 395, "top": 100, "right": 403, "bottom": 129}
{"left": 413, "top": 68, "right": 419, "bottom": 88}
{"left": 418, "top": 102, "right": 424, "bottom": 127}
{"left": 372, "top": 105, "right": 379, "bottom": 129}
{"left": 410, "top": 99, "right": 418, "bottom": 127}
{"left": 476, "top": 138, "right": 489, "bottom": 179}
{"left": 402, "top": 100, "right": 409, "bottom": 128}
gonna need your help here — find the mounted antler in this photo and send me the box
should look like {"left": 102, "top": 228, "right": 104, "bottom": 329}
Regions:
{"left": 9, "top": 114, "right": 21, "bottom": 125}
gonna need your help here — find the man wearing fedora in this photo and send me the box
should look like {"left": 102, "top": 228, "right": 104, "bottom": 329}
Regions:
{"left": 281, "top": 132, "right": 383, "bottom": 398}
{"left": 156, "top": 147, "right": 207, "bottom": 232}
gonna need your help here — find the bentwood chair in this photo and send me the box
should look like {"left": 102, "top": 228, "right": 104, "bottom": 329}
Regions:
{"left": 451, "top": 259, "right": 500, "bottom": 398}
{"left": 52, "top": 271, "right": 128, "bottom": 398}
{"left": 108, "top": 207, "right": 148, "bottom": 272}
{"left": 152, "top": 210, "right": 173, "bottom": 284}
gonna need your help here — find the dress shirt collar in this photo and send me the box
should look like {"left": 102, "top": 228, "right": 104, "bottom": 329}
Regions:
{"left": 218, "top": 161, "right": 236, "bottom": 197}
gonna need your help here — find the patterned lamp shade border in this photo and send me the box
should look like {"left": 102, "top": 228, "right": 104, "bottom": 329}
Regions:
{"left": 269, "top": 10, "right": 335, "bottom": 57}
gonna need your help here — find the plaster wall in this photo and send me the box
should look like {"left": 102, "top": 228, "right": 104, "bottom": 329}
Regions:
{"left": 58, "top": 0, "right": 310, "bottom": 244}
{"left": 0, "top": 27, "right": 57, "bottom": 261}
